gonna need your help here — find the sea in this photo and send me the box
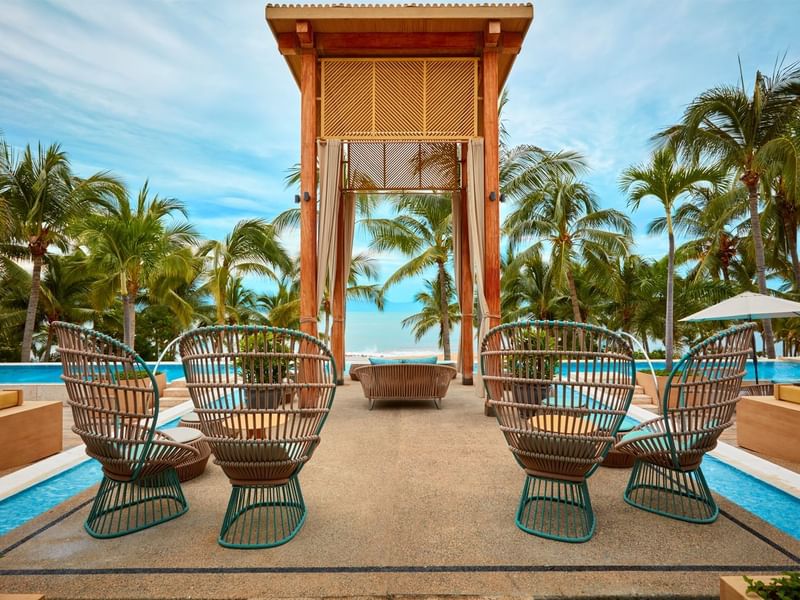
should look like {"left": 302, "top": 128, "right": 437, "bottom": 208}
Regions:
{"left": 345, "top": 300, "right": 461, "bottom": 356}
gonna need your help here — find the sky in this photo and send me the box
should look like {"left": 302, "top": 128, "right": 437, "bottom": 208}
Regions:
{"left": 1, "top": 0, "right": 800, "bottom": 304}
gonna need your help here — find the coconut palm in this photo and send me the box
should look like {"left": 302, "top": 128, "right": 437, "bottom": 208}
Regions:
{"left": 505, "top": 175, "right": 632, "bottom": 324}
{"left": 199, "top": 218, "right": 290, "bottom": 326}
{"left": 73, "top": 182, "right": 198, "bottom": 348}
{"left": 401, "top": 273, "right": 460, "bottom": 351}
{"left": 500, "top": 246, "right": 561, "bottom": 322}
{"left": 363, "top": 194, "right": 457, "bottom": 359}
{"left": 620, "top": 147, "right": 721, "bottom": 369}
{"left": 0, "top": 141, "right": 123, "bottom": 360}
{"left": 659, "top": 62, "right": 800, "bottom": 357}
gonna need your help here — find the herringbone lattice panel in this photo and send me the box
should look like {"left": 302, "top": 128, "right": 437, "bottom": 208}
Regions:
{"left": 321, "top": 58, "right": 478, "bottom": 140}
{"left": 346, "top": 142, "right": 459, "bottom": 191}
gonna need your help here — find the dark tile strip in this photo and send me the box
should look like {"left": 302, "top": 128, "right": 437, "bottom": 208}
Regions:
{"left": 719, "top": 508, "right": 800, "bottom": 563}
{"left": 0, "top": 498, "right": 93, "bottom": 558}
{"left": 0, "top": 565, "right": 797, "bottom": 576}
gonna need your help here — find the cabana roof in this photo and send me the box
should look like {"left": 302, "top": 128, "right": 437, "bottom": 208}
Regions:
{"left": 265, "top": 3, "right": 534, "bottom": 87}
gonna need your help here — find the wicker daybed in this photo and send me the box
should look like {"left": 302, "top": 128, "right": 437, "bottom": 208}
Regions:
{"left": 354, "top": 363, "right": 456, "bottom": 409}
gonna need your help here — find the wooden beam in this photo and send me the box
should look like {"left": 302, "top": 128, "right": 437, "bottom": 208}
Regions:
{"left": 296, "top": 20, "right": 314, "bottom": 48}
{"left": 484, "top": 20, "right": 501, "bottom": 48}
{"left": 331, "top": 193, "right": 346, "bottom": 384}
{"left": 299, "top": 49, "right": 318, "bottom": 337}
{"left": 276, "top": 32, "right": 523, "bottom": 57}
{"left": 482, "top": 48, "right": 501, "bottom": 336}
{"left": 459, "top": 142, "right": 474, "bottom": 386}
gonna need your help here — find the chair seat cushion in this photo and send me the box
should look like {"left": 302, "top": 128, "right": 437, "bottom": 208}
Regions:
{"left": 161, "top": 427, "right": 203, "bottom": 444}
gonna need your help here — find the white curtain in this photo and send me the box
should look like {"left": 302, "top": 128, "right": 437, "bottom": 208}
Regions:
{"left": 340, "top": 191, "right": 356, "bottom": 328}
{"left": 451, "top": 189, "right": 462, "bottom": 370}
{"left": 467, "top": 138, "right": 489, "bottom": 395}
{"left": 316, "top": 139, "right": 343, "bottom": 309}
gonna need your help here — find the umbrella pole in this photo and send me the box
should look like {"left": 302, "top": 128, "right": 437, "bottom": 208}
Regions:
{"left": 752, "top": 333, "right": 759, "bottom": 384}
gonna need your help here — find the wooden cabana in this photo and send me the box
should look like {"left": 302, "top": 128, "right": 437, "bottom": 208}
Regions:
{"left": 265, "top": 3, "right": 534, "bottom": 389}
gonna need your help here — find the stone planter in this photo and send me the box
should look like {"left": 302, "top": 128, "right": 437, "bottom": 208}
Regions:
{"left": 244, "top": 388, "right": 284, "bottom": 410}
{"left": 115, "top": 372, "right": 166, "bottom": 414}
{"left": 512, "top": 382, "right": 552, "bottom": 417}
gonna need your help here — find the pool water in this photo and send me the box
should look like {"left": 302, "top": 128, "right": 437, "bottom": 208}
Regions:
{"left": 0, "top": 362, "right": 188, "bottom": 384}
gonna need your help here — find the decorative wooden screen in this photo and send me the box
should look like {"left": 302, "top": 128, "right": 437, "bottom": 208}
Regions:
{"left": 321, "top": 58, "right": 478, "bottom": 140}
{"left": 345, "top": 142, "right": 459, "bottom": 191}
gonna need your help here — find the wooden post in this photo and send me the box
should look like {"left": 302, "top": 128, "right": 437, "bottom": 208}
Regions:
{"left": 459, "top": 142, "right": 474, "bottom": 385}
{"left": 482, "top": 42, "right": 501, "bottom": 333}
{"left": 331, "top": 193, "right": 346, "bottom": 384}
{"left": 299, "top": 31, "right": 318, "bottom": 337}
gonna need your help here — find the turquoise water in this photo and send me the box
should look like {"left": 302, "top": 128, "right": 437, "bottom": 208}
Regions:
{"left": 0, "top": 362, "right": 187, "bottom": 384}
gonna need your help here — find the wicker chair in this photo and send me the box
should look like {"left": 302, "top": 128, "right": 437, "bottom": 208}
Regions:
{"left": 481, "top": 321, "right": 635, "bottom": 542}
{"left": 354, "top": 363, "right": 457, "bottom": 409}
{"left": 178, "top": 325, "right": 336, "bottom": 548}
{"left": 53, "top": 322, "right": 201, "bottom": 539}
{"left": 615, "top": 323, "right": 755, "bottom": 523}
{"left": 740, "top": 382, "right": 774, "bottom": 397}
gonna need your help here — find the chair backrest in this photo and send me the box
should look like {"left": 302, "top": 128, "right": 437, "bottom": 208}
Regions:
{"left": 53, "top": 322, "right": 159, "bottom": 480}
{"left": 481, "top": 320, "right": 635, "bottom": 479}
{"left": 661, "top": 323, "right": 755, "bottom": 461}
{"left": 177, "top": 325, "right": 336, "bottom": 483}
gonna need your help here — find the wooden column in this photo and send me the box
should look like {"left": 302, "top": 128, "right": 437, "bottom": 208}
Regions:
{"left": 331, "top": 193, "right": 346, "bottom": 384}
{"left": 459, "top": 142, "right": 474, "bottom": 385}
{"left": 482, "top": 36, "right": 501, "bottom": 333}
{"left": 298, "top": 26, "right": 318, "bottom": 337}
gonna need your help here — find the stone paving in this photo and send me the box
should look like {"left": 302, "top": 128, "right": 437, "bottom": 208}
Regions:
{"left": 0, "top": 381, "right": 798, "bottom": 599}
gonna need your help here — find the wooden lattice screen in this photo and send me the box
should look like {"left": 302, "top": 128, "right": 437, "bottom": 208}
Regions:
{"left": 346, "top": 142, "right": 459, "bottom": 191}
{"left": 321, "top": 58, "right": 478, "bottom": 140}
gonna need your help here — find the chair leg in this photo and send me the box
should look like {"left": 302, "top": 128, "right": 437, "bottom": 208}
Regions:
{"left": 433, "top": 397, "right": 441, "bottom": 409}
{"left": 624, "top": 460, "right": 718, "bottom": 523}
{"left": 368, "top": 397, "right": 375, "bottom": 410}
{"left": 219, "top": 475, "right": 307, "bottom": 548}
{"left": 85, "top": 468, "right": 188, "bottom": 538}
{"left": 515, "top": 474, "right": 595, "bottom": 543}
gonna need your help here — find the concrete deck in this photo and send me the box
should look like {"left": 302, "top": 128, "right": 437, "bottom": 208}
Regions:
{"left": 1, "top": 381, "right": 798, "bottom": 599}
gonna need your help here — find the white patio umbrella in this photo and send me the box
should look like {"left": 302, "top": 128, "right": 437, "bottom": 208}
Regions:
{"left": 680, "top": 291, "right": 800, "bottom": 384}
{"left": 680, "top": 291, "right": 800, "bottom": 322}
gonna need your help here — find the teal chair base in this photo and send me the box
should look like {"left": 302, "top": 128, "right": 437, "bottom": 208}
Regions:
{"left": 624, "top": 460, "right": 717, "bottom": 523}
{"left": 86, "top": 468, "right": 188, "bottom": 538}
{"left": 515, "top": 474, "right": 595, "bottom": 543}
{"left": 220, "top": 475, "right": 306, "bottom": 548}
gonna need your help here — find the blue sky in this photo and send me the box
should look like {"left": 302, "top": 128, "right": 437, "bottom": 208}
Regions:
{"left": 2, "top": 0, "right": 799, "bottom": 304}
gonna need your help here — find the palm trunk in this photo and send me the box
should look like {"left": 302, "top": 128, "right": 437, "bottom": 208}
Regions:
{"left": 665, "top": 229, "right": 675, "bottom": 372}
{"left": 783, "top": 217, "right": 800, "bottom": 289}
{"left": 122, "top": 294, "right": 136, "bottom": 348}
{"left": 21, "top": 253, "right": 44, "bottom": 362}
{"left": 566, "top": 266, "right": 582, "bottom": 323}
{"left": 43, "top": 321, "right": 55, "bottom": 362}
{"left": 746, "top": 180, "right": 776, "bottom": 358}
{"left": 438, "top": 261, "right": 451, "bottom": 361}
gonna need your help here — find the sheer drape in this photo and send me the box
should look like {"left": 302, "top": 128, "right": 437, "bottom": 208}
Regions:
{"left": 316, "top": 139, "right": 343, "bottom": 309}
{"left": 467, "top": 138, "right": 489, "bottom": 394}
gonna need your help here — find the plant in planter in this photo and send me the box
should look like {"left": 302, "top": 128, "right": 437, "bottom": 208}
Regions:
{"left": 237, "top": 331, "right": 293, "bottom": 410}
{"left": 507, "top": 330, "right": 560, "bottom": 417}
{"left": 744, "top": 572, "right": 800, "bottom": 599}
{"left": 112, "top": 368, "right": 166, "bottom": 414}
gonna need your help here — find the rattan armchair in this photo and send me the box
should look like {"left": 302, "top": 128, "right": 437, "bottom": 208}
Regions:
{"left": 178, "top": 325, "right": 336, "bottom": 548}
{"left": 615, "top": 323, "right": 755, "bottom": 523}
{"left": 53, "top": 322, "right": 202, "bottom": 539}
{"left": 481, "top": 321, "right": 635, "bottom": 542}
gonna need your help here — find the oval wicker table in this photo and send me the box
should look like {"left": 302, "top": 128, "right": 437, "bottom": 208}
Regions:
{"left": 175, "top": 412, "right": 212, "bottom": 482}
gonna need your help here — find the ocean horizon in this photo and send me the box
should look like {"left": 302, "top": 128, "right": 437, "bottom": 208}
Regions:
{"left": 344, "top": 300, "right": 461, "bottom": 356}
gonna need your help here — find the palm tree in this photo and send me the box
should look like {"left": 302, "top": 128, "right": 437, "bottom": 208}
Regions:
{"left": 363, "top": 194, "right": 456, "bottom": 359}
{"left": 500, "top": 246, "right": 561, "bottom": 322}
{"left": 401, "top": 273, "right": 460, "bottom": 351}
{"left": 39, "top": 253, "right": 95, "bottom": 360}
{"left": 73, "top": 182, "right": 198, "bottom": 347}
{"left": 620, "top": 147, "right": 721, "bottom": 369}
{"left": 257, "top": 258, "right": 301, "bottom": 329}
{"left": 199, "top": 218, "right": 290, "bottom": 326}
{"left": 659, "top": 62, "right": 800, "bottom": 357}
{"left": 0, "top": 141, "right": 123, "bottom": 360}
{"left": 505, "top": 176, "right": 632, "bottom": 324}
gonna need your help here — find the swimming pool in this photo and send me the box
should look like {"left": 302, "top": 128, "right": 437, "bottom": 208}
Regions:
{"left": 0, "top": 362, "right": 188, "bottom": 384}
